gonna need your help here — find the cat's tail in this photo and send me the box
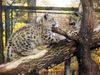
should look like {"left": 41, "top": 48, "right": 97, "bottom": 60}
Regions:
{"left": 5, "top": 41, "right": 13, "bottom": 62}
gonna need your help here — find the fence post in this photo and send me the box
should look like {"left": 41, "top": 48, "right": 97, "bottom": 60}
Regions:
{"left": 0, "top": 0, "right": 5, "bottom": 64}
{"left": 64, "top": 59, "right": 71, "bottom": 75}
{"left": 5, "top": 8, "right": 11, "bottom": 45}
{"left": 27, "top": 0, "right": 36, "bottom": 23}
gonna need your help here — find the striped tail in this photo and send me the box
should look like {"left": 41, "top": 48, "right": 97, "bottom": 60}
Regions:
{"left": 6, "top": 41, "right": 13, "bottom": 62}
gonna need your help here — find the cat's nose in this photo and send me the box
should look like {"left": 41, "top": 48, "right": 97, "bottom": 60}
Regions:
{"left": 52, "top": 22, "right": 57, "bottom": 27}
{"left": 69, "top": 22, "right": 75, "bottom": 26}
{"left": 52, "top": 24, "right": 56, "bottom": 27}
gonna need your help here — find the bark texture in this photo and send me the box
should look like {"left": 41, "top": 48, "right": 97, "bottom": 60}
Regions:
{"left": 76, "top": 0, "right": 99, "bottom": 75}
{"left": 0, "top": 26, "right": 99, "bottom": 75}
{"left": 0, "top": 0, "right": 100, "bottom": 74}
{"left": 0, "top": 40, "right": 76, "bottom": 75}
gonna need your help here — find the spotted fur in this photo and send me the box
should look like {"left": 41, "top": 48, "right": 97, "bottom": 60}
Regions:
{"left": 6, "top": 13, "right": 65, "bottom": 61}
{"left": 68, "top": 12, "right": 81, "bottom": 36}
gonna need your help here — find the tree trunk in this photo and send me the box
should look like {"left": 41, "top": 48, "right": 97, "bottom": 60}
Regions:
{"left": 0, "top": 26, "right": 99, "bottom": 75}
{"left": 76, "top": 0, "right": 99, "bottom": 75}
{"left": 0, "top": 0, "right": 4, "bottom": 64}
{"left": 76, "top": 44, "right": 99, "bottom": 75}
{"left": 27, "top": 0, "right": 36, "bottom": 23}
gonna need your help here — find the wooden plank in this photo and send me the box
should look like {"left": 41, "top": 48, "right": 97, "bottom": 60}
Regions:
{"left": 5, "top": 9, "right": 11, "bottom": 44}
{"left": 2, "top": 6, "right": 78, "bottom": 11}
{"left": 2, "top": 6, "right": 100, "bottom": 12}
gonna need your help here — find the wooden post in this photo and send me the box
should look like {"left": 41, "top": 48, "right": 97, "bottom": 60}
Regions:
{"left": 64, "top": 59, "right": 71, "bottom": 75}
{"left": 5, "top": 8, "right": 10, "bottom": 45}
{"left": 27, "top": 0, "right": 36, "bottom": 23}
{"left": 0, "top": 0, "right": 4, "bottom": 64}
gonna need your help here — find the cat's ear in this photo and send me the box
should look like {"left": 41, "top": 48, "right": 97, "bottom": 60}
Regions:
{"left": 74, "top": 12, "right": 82, "bottom": 18}
{"left": 36, "top": 16, "right": 43, "bottom": 25}
{"left": 44, "top": 13, "right": 48, "bottom": 20}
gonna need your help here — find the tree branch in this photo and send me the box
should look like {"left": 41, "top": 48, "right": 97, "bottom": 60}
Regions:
{"left": 0, "top": 41, "right": 76, "bottom": 75}
{"left": 0, "top": 28, "right": 99, "bottom": 75}
{"left": 52, "top": 25, "right": 100, "bottom": 43}
{"left": 52, "top": 27, "right": 79, "bottom": 41}
{"left": 0, "top": 25, "right": 99, "bottom": 75}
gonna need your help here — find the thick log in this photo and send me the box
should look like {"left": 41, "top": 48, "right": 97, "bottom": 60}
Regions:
{"left": 52, "top": 25, "right": 100, "bottom": 45}
{"left": 0, "top": 25, "right": 99, "bottom": 75}
{"left": 0, "top": 40, "right": 76, "bottom": 75}
{"left": 76, "top": 0, "right": 99, "bottom": 75}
